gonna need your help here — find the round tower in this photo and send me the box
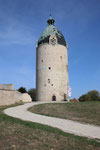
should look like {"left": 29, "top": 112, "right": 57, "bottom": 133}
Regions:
{"left": 36, "top": 17, "right": 69, "bottom": 101}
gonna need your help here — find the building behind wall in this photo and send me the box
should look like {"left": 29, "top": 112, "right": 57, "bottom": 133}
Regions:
{"left": 36, "top": 17, "right": 69, "bottom": 101}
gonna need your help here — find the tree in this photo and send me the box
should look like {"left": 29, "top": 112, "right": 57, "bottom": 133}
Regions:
{"left": 28, "top": 88, "right": 36, "bottom": 101}
{"left": 79, "top": 94, "right": 88, "bottom": 102}
{"left": 79, "top": 90, "right": 100, "bottom": 102}
{"left": 87, "top": 90, "right": 100, "bottom": 101}
{"left": 17, "top": 87, "right": 27, "bottom": 93}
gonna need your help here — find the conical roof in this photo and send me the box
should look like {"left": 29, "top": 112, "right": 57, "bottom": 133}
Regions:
{"left": 37, "top": 17, "right": 66, "bottom": 46}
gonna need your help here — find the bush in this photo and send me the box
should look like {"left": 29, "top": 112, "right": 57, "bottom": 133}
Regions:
{"left": 79, "top": 90, "right": 100, "bottom": 102}
{"left": 87, "top": 90, "right": 99, "bottom": 101}
{"left": 28, "top": 88, "right": 36, "bottom": 101}
{"left": 79, "top": 94, "right": 88, "bottom": 102}
{"left": 17, "top": 87, "right": 27, "bottom": 93}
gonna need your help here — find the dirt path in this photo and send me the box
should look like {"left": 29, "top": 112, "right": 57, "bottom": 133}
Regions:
{"left": 4, "top": 102, "right": 100, "bottom": 139}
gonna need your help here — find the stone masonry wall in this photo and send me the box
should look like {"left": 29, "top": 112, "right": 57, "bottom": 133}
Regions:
{"left": 0, "top": 90, "right": 32, "bottom": 106}
{"left": 36, "top": 43, "right": 69, "bottom": 101}
{"left": 0, "top": 84, "right": 14, "bottom": 91}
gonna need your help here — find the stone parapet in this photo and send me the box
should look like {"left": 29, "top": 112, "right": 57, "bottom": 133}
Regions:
{"left": 0, "top": 84, "right": 14, "bottom": 91}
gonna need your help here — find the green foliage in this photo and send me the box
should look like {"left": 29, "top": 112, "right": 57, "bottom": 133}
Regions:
{"left": 28, "top": 88, "right": 36, "bottom": 101}
{"left": 17, "top": 87, "right": 36, "bottom": 101}
{"left": 17, "top": 87, "right": 27, "bottom": 93}
{"left": 87, "top": 90, "right": 99, "bottom": 101}
{"left": 79, "top": 94, "right": 88, "bottom": 102}
{"left": 79, "top": 90, "right": 100, "bottom": 102}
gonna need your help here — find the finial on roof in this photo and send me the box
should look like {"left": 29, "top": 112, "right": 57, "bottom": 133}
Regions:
{"left": 49, "top": 14, "right": 52, "bottom": 19}
{"left": 47, "top": 15, "right": 55, "bottom": 25}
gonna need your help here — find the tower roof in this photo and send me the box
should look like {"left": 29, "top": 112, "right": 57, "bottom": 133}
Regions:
{"left": 37, "top": 17, "right": 66, "bottom": 46}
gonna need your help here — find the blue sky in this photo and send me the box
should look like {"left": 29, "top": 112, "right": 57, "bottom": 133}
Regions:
{"left": 0, "top": 0, "right": 100, "bottom": 98}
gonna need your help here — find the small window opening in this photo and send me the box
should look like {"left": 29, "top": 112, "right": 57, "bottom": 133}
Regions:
{"left": 49, "top": 67, "right": 51, "bottom": 70}
{"left": 52, "top": 95, "right": 56, "bottom": 101}
{"left": 48, "top": 79, "right": 50, "bottom": 83}
{"left": 41, "top": 60, "right": 43, "bottom": 62}
{"left": 51, "top": 84, "right": 53, "bottom": 86}
{"left": 60, "top": 56, "right": 62, "bottom": 59}
{"left": 44, "top": 84, "right": 46, "bottom": 86}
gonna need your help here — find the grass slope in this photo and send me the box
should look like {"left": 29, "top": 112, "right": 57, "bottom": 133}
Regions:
{"left": 29, "top": 101, "right": 100, "bottom": 126}
{"left": 0, "top": 104, "right": 100, "bottom": 150}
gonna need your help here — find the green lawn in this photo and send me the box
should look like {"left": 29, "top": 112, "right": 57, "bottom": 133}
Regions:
{"left": 29, "top": 101, "right": 100, "bottom": 126}
{"left": 0, "top": 103, "right": 100, "bottom": 150}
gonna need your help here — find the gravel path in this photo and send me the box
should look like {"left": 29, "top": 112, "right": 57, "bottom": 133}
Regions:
{"left": 4, "top": 102, "right": 100, "bottom": 139}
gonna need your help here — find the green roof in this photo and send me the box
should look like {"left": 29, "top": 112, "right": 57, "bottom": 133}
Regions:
{"left": 37, "top": 17, "right": 66, "bottom": 46}
{"left": 38, "top": 25, "right": 62, "bottom": 43}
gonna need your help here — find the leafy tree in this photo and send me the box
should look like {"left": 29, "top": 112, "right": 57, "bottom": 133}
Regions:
{"left": 79, "top": 94, "right": 88, "bottom": 102}
{"left": 87, "top": 90, "right": 99, "bottom": 101}
{"left": 17, "top": 87, "right": 27, "bottom": 93}
{"left": 99, "top": 96, "right": 100, "bottom": 101}
{"left": 79, "top": 90, "right": 100, "bottom": 102}
{"left": 28, "top": 88, "right": 36, "bottom": 101}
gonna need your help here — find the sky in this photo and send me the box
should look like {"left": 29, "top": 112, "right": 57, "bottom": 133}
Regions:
{"left": 0, "top": 0, "right": 100, "bottom": 98}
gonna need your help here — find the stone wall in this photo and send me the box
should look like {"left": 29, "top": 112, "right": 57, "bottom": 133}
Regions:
{"left": 0, "top": 84, "right": 14, "bottom": 91}
{"left": 21, "top": 93, "right": 32, "bottom": 102}
{"left": 0, "top": 90, "right": 32, "bottom": 106}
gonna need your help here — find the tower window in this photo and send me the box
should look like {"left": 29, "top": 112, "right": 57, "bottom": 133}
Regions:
{"left": 44, "top": 84, "right": 46, "bottom": 86}
{"left": 60, "top": 56, "right": 62, "bottom": 59}
{"left": 48, "top": 79, "right": 50, "bottom": 83}
{"left": 48, "top": 67, "right": 51, "bottom": 70}
{"left": 51, "top": 84, "right": 53, "bottom": 86}
{"left": 41, "top": 60, "right": 43, "bottom": 62}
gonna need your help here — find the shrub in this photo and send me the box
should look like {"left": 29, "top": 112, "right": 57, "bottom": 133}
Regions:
{"left": 28, "top": 88, "right": 36, "bottom": 101}
{"left": 79, "top": 94, "right": 88, "bottom": 102}
{"left": 17, "top": 87, "right": 27, "bottom": 93}
{"left": 70, "top": 98, "right": 79, "bottom": 102}
{"left": 79, "top": 90, "right": 100, "bottom": 102}
{"left": 87, "top": 90, "right": 99, "bottom": 101}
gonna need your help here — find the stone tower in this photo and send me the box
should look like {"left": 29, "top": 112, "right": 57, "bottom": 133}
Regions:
{"left": 36, "top": 17, "right": 69, "bottom": 101}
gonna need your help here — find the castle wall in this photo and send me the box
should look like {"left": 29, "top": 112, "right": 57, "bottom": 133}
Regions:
{"left": 36, "top": 44, "right": 69, "bottom": 101}
{"left": 0, "top": 84, "right": 14, "bottom": 91}
{"left": 0, "top": 90, "right": 32, "bottom": 106}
